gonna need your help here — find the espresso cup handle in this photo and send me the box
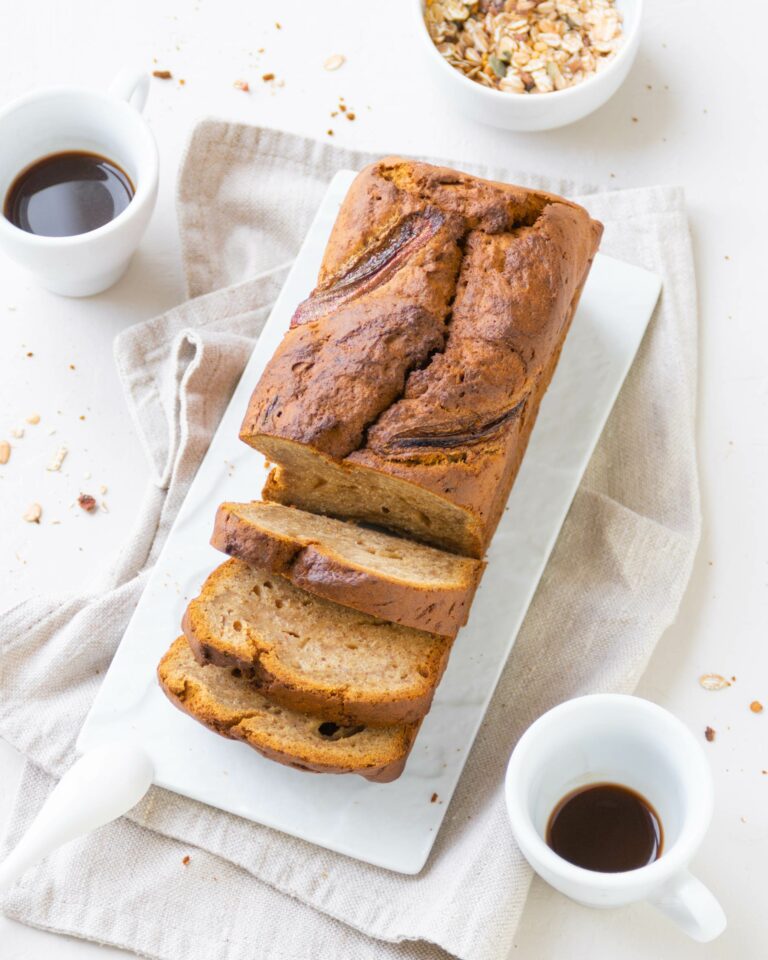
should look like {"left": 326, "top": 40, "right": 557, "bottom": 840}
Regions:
{"left": 109, "top": 68, "right": 150, "bottom": 113}
{"left": 648, "top": 870, "right": 726, "bottom": 942}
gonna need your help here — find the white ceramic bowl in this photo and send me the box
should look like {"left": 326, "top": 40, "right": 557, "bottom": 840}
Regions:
{"left": 413, "top": 0, "right": 642, "bottom": 131}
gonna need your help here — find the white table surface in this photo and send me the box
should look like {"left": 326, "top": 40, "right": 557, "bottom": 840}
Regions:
{"left": 0, "top": 1, "right": 765, "bottom": 957}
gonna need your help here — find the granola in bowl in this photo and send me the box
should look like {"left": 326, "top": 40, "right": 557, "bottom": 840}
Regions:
{"left": 424, "top": 0, "right": 624, "bottom": 94}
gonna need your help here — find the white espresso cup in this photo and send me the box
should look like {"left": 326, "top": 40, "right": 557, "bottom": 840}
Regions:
{"left": 0, "top": 69, "right": 158, "bottom": 296}
{"left": 505, "top": 694, "right": 726, "bottom": 942}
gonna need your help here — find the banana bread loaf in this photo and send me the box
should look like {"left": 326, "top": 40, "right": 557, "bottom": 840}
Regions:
{"left": 211, "top": 500, "right": 483, "bottom": 636}
{"left": 158, "top": 636, "right": 416, "bottom": 782}
{"left": 241, "top": 158, "right": 602, "bottom": 557}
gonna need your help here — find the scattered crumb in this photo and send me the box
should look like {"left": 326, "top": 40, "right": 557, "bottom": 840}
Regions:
{"left": 327, "top": 129, "right": 334, "bottom": 136}
{"left": 275, "top": 21, "right": 281, "bottom": 29}
{"left": 26, "top": 352, "right": 33, "bottom": 357}
{"left": 69, "top": 363, "right": 76, "bottom": 370}
{"left": 645, "top": 83, "right": 652, "bottom": 90}
{"left": 179, "top": 78, "right": 186, "bottom": 86}
{"left": 430, "top": 792, "right": 438, "bottom": 803}
{"left": 732, "top": 676, "right": 737, "bottom": 682}
{"left": 23, "top": 502, "right": 42, "bottom": 523}
{"left": 11, "top": 427, "right": 23, "bottom": 438}
{"left": 724, "top": 255, "right": 730, "bottom": 261}
{"left": 740, "top": 816, "right": 747, "bottom": 824}
{"left": 233, "top": 79, "right": 250, "bottom": 92}
{"left": 182, "top": 855, "right": 191, "bottom": 866}
{"left": 631, "top": 116, "right": 638, "bottom": 123}
{"left": 46, "top": 446, "right": 68, "bottom": 472}
{"left": 99, "top": 484, "right": 108, "bottom": 495}
{"left": 79, "top": 415, "right": 86, "bottom": 421}
{"left": 77, "top": 493, "right": 98, "bottom": 513}
{"left": 83, "top": 471, "right": 91, "bottom": 480}
{"left": 262, "top": 72, "right": 275, "bottom": 82}
{"left": 750, "top": 700, "right": 764, "bottom": 714}
{"left": 48, "top": 428, "right": 57, "bottom": 436}
{"left": 339, "top": 103, "right": 347, "bottom": 112}
{"left": 26, "top": 414, "right": 40, "bottom": 425}
{"left": 324, "top": 54, "right": 345, "bottom": 71}
{"left": 152, "top": 70, "right": 173, "bottom": 80}
{"left": 0, "top": 441, "right": 9, "bottom": 465}
{"left": 762, "top": 770, "right": 767, "bottom": 775}
{"left": 346, "top": 112, "right": 356, "bottom": 121}
{"left": 100, "top": 500, "right": 110, "bottom": 513}
{"left": 699, "top": 673, "right": 730, "bottom": 691}
{"left": 51, "top": 519, "right": 61, "bottom": 525}
{"left": 704, "top": 726, "right": 716, "bottom": 742}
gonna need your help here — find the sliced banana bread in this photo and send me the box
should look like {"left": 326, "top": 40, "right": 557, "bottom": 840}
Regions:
{"left": 158, "top": 636, "right": 416, "bottom": 782}
{"left": 211, "top": 501, "right": 483, "bottom": 637}
{"left": 183, "top": 558, "right": 452, "bottom": 726}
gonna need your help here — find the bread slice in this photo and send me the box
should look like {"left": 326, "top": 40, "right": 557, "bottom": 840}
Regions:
{"left": 240, "top": 158, "right": 602, "bottom": 557}
{"left": 182, "top": 558, "right": 451, "bottom": 725}
{"left": 158, "top": 636, "right": 416, "bottom": 782}
{"left": 211, "top": 501, "right": 483, "bottom": 637}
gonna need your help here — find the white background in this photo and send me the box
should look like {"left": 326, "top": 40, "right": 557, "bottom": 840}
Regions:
{"left": 0, "top": 0, "right": 765, "bottom": 957}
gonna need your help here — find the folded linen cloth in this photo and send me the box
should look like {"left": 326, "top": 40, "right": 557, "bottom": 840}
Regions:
{"left": 0, "top": 124, "right": 699, "bottom": 960}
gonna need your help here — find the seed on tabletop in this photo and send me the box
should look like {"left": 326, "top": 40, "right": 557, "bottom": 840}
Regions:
{"left": 182, "top": 855, "right": 191, "bottom": 866}
{"left": 699, "top": 673, "right": 730, "bottom": 691}
{"left": 69, "top": 363, "right": 76, "bottom": 370}
{"left": 23, "top": 502, "right": 42, "bottom": 523}
{"left": 233, "top": 80, "right": 250, "bottom": 93}
{"left": 262, "top": 72, "right": 275, "bottom": 82}
{"left": 46, "top": 446, "right": 68, "bottom": 472}
{"left": 346, "top": 112, "right": 356, "bottom": 121}
{"left": 430, "top": 792, "right": 439, "bottom": 803}
{"left": 152, "top": 70, "right": 173, "bottom": 80}
{"left": 179, "top": 78, "right": 186, "bottom": 86}
{"left": 704, "top": 726, "right": 716, "bottom": 742}
{"left": 77, "top": 493, "right": 98, "bottom": 513}
{"left": 327, "top": 129, "right": 334, "bottom": 136}
{"left": 274, "top": 21, "right": 281, "bottom": 29}
{"left": 750, "top": 700, "right": 764, "bottom": 714}
{"left": 0, "top": 441, "right": 10, "bottom": 465}
{"left": 323, "top": 54, "right": 345, "bottom": 71}
{"left": 26, "top": 413, "right": 40, "bottom": 425}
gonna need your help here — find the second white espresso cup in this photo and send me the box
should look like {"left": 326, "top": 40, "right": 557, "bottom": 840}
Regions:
{"left": 0, "top": 68, "right": 158, "bottom": 297}
{"left": 505, "top": 694, "right": 726, "bottom": 942}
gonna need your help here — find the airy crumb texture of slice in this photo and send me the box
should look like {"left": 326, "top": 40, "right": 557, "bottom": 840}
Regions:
{"left": 158, "top": 636, "right": 416, "bottom": 782}
{"left": 211, "top": 500, "right": 483, "bottom": 636}
{"left": 183, "top": 558, "right": 452, "bottom": 725}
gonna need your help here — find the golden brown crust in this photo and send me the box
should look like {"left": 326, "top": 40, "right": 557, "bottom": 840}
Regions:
{"left": 182, "top": 558, "right": 453, "bottom": 726}
{"left": 158, "top": 637, "right": 418, "bottom": 782}
{"left": 210, "top": 501, "right": 483, "bottom": 637}
{"left": 240, "top": 158, "right": 602, "bottom": 557}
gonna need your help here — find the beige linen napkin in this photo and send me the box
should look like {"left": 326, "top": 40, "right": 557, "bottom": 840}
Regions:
{"left": 0, "top": 124, "right": 699, "bottom": 960}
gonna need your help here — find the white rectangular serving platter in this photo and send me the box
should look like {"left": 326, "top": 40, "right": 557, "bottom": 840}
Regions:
{"left": 79, "top": 170, "right": 662, "bottom": 874}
